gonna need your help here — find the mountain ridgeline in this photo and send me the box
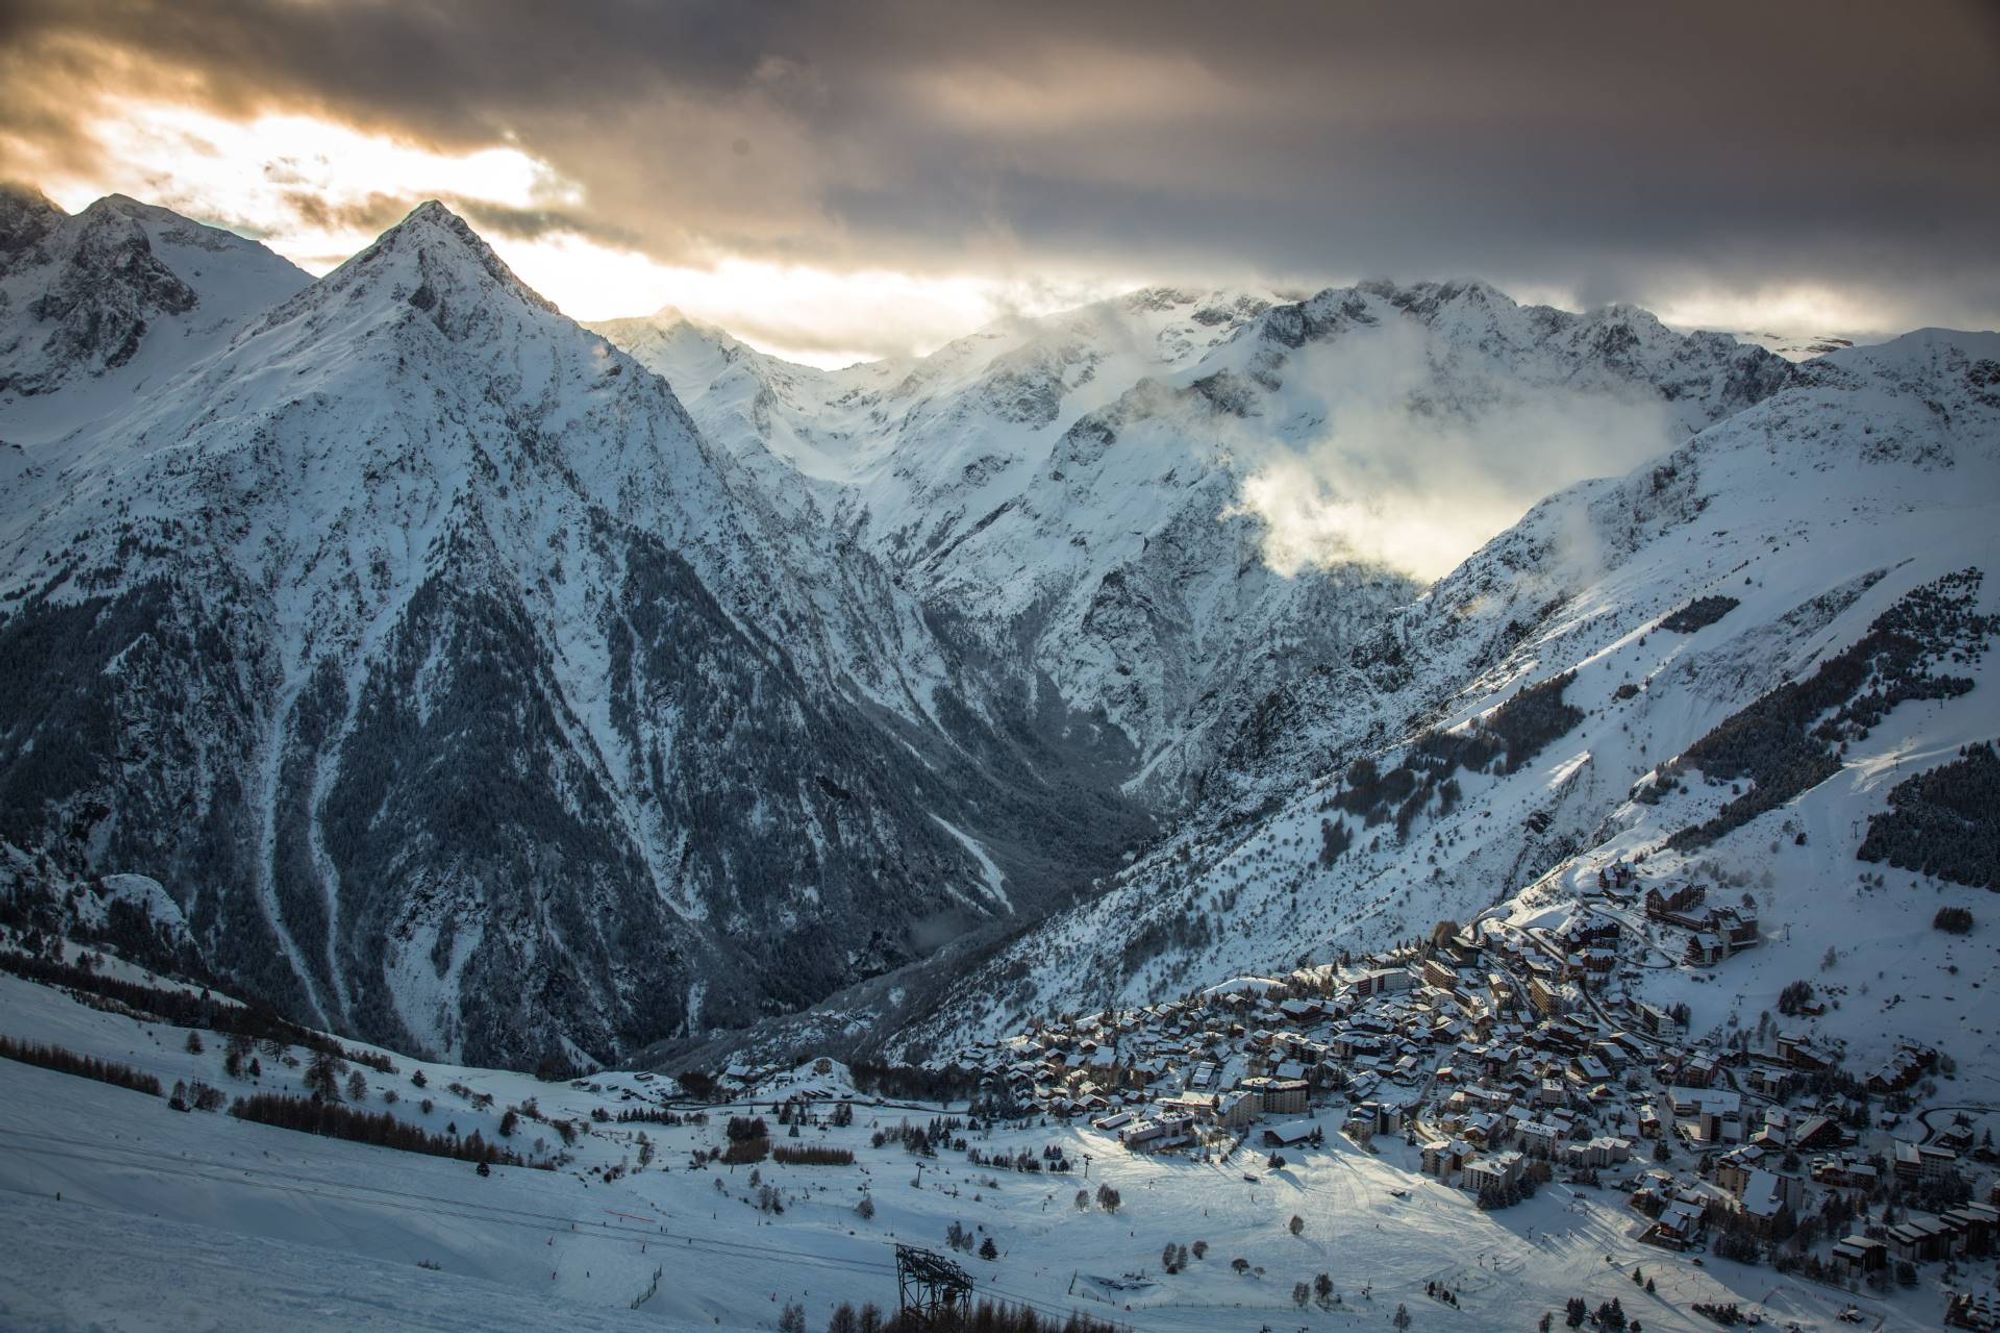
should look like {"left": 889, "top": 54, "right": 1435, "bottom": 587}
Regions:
{"left": 4, "top": 187, "right": 1995, "bottom": 1074}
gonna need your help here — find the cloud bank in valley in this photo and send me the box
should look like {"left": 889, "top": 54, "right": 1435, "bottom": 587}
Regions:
{"left": 1225, "top": 326, "right": 1676, "bottom": 582}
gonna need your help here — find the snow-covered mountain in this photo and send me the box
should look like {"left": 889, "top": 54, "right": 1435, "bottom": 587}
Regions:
{"left": 0, "top": 200, "right": 1146, "bottom": 1070}
{"left": 888, "top": 326, "right": 2000, "bottom": 1067}
{"left": 599, "top": 281, "right": 1795, "bottom": 804}
{"left": 0, "top": 184, "right": 311, "bottom": 444}
{"left": 4, "top": 187, "right": 1990, "bottom": 1083}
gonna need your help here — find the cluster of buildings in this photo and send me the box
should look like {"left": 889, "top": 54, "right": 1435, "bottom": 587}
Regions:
{"left": 954, "top": 911, "right": 1690, "bottom": 1195}
{"left": 925, "top": 867, "right": 1991, "bottom": 1316}
{"left": 1830, "top": 1201, "right": 2000, "bottom": 1274}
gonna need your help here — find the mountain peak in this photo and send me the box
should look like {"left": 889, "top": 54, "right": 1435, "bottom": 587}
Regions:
{"left": 1345, "top": 276, "right": 1516, "bottom": 322}
{"left": 0, "top": 182, "right": 64, "bottom": 267}
{"left": 86, "top": 193, "right": 160, "bottom": 218}
{"left": 329, "top": 200, "right": 558, "bottom": 318}
{"left": 0, "top": 180, "right": 62, "bottom": 219}
{"left": 406, "top": 198, "right": 457, "bottom": 224}
{"left": 378, "top": 199, "right": 486, "bottom": 254}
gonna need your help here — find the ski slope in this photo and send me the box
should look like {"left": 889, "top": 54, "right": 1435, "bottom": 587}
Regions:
{"left": 0, "top": 970, "right": 1957, "bottom": 1331}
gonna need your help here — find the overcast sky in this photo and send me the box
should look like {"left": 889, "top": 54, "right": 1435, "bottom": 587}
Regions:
{"left": 3, "top": 0, "right": 1996, "bottom": 364}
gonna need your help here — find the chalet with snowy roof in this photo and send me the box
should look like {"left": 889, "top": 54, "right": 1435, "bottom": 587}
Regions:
{"left": 1791, "top": 1114, "right": 1844, "bottom": 1151}
{"left": 1713, "top": 1143, "right": 1769, "bottom": 1195}
{"left": 1684, "top": 931, "right": 1725, "bottom": 967}
{"left": 1589, "top": 1038, "right": 1630, "bottom": 1069}
{"left": 1645, "top": 1198, "right": 1707, "bottom": 1250}
{"left": 1556, "top": 916, "right": 1621, "bottom": 950}
{"left": 1569, "top": 1053, "right": 1611, "bottom": 1085}
{"left": 1934, "top": 1120, "right": 1978, "bottom": 1154}
{"left": 1451, "top": 1109, "right": 1503, "bottom": 1147}
{"left": 1262, "top": 1119, "right": 1319, "bottom": 1148}
{"left": 1736, "top": 1169, "right": 1804, "bottom": 1234}
{"left": 1811, "top": 1153, "right": 1880, "bottom": 1191}
{"left": 1713, "top": 906, "right": 1759, "bottom": 951}
{"left": 1276, "top": 997, "right": 1322, "bottom": 1024}
{"left": 1868, "top": 1042, "right": 1937, "bottom": 1093}
{"left": 1420, "top": 1138, "right": 1472, "bottom": 1177}
{"left": 1215, "top": 1089, "right": 1258, "bottom": 1129}
{"left": 1743, "top": 1062, "right": 1800, "bottom": 1099}
{"left": 1673, "top": 1051, "right": 1720, "bottom": 1088}
{"left": 1773, "top": 1030, "right": 1835, "bottom": 1071}
{"left": 1355, "top": 1100, "right": 1404, "bottom": 1134}
{"left": 1644, "top": 884, "right": 1707, "bottom": 930}
{"left": 1562, "top": 948, "right": 1618, "bottom": 984}
{"left": 1944, "top": 1288, "right": 1998, "bottom": 1332}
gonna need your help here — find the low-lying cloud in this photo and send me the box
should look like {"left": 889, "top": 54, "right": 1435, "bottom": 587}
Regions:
{"left": 1226, "top": 327, "right": 1676, "bottom": 581}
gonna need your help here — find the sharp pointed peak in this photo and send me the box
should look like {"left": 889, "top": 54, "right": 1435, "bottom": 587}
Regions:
{"left": 385, "top": 199, "right": 483, "bottom": 248}
{"left": 351, "top": 199, "right": 557, "bottom": 314}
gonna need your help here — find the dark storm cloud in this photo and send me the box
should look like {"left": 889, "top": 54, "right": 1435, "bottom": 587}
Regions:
{"left": 275, "top": 189, "right": 622, "bottom": 247}
{"left": 4, "top": 0, "right": 1998, "bottom": 330}
{"left": 279, "top": 191, "right": 416, "bottom": 238}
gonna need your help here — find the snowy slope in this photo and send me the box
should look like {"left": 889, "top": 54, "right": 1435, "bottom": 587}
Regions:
{"left": 895, "top": 329, "right": 2000, "bottom": 1065}
{"left": 0, "top": 962, "right": 1958, "bottom": 1332}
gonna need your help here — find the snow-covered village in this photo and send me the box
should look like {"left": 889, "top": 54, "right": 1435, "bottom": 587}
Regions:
{"left": 4, "top": 3, "right": 2000, "bottom": 1329}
